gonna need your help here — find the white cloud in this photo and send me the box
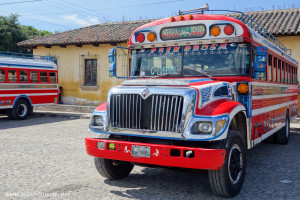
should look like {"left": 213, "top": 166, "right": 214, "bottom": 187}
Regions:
{"left": 62, "top": 14, "right": 101, "bottom": 27}
{"left": 87, "top": 16, "right": 100, "bottom": 24}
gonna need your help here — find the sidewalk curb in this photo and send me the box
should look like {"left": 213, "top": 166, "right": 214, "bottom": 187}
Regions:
{"left": 33, "top": 111, "right": 92, "bottom": 119}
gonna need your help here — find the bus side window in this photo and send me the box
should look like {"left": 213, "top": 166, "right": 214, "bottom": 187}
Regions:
{"left": 296, "top": 68, "right": 298, "bottom": 84}
{"left": 291, "top": 67, "right": 294, "bottom": 84}
{"left": 0, "top": 69, "right": 5, "bottom": 82}
{"left": 284, "top": 62, "right": 287, "bottom": 83}
{"left": 8, "top": 70, "right": 17, "bottom": 82}
{"left": 290, "top": 66, "right": 292, "bottom": 84}
{"left": 268, "top": 54, "right": 272, "bottom": 81}
{"left": 282, "top": 63, "right": 284, "bottom": 83}
{"left": 273, "top": 57, "right": 277, "bottom": 82}
{"left": 30, "top": 71, "right": 38, "bottom": 83}
{"left": 278, "top": 60, "right": 281, "bottom": 83}
{"left": 20, "top": 70, "right": 28, "bottom": 82}
{"left": 49, "top": 72, "right": 57, "bottom": 83}
{"left": 293, "top": 67, "right": 296, "bottom": 84}
{"left": 40, "top": 72, "right": 48, "bottom": 83}
{"left": 286, "top": 65, "right": 291, "bottom": 83}
{"left": 294, "top": 67, "right": 296, "bottom": 84}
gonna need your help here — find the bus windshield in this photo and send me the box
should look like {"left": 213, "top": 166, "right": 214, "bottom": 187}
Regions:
{"left": 130, "top": 43, "right": 250, "bottom": 77}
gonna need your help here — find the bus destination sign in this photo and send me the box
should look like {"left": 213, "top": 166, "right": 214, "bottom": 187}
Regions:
{"left": 160, "top": 24, "right": 206, "bottom": 40}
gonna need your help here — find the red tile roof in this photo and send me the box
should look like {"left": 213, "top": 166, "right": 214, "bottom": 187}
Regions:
{"left": 18, "top": 20, "right": 154, "bottom": 48}
{"left": 18, "top": 8, "right": 300, "bottom": 48}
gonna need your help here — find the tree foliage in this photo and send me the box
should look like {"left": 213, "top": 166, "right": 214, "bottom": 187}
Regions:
{"left": 0, "top": 14, "right": 52, "bottom": 53}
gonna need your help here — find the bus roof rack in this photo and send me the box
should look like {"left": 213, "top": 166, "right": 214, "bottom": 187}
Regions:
{"left": 178, "top": 3, "right": 209, "bottom": 15}
{"left": 178, "top": 4, "right": 292, "bottom": 56}
{"left": 0, "top": 51, "right": 55, "bottom": 62}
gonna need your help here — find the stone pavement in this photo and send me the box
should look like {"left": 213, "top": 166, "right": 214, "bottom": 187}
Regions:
{"left": 1, "top": 115, "right": 300, "bottom": 200}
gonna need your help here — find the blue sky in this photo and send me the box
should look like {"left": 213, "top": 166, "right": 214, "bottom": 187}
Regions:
{"left": 0, "top": 0, "right": 299, "bottom": 33}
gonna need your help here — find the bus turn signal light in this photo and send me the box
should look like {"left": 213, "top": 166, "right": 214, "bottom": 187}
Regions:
{"left": 147, "top": 32, "right": 156, "bottom": 42}
{"left": 237, "top": 83, "right": 249, "bottom": 94}
{"left": 224, "top": 24, "right": 234, "bottom": 35}
{"left": 136, "top": 33, "right": 145, "bottom": 43}
{"left": 210, "top": 25, "right": 221, "bottom": 37}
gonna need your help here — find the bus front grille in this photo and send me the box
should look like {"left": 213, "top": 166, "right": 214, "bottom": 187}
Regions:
{"left": 109, "top": 94, "right": 184, "bottom": 132}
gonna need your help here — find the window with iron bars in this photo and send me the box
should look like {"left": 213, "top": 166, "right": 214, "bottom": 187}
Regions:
{"left": 85, "top": 59, "right": 97, "bottom": 85}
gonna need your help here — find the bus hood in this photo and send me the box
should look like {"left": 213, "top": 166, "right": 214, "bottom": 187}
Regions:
{"left": 121, "top": 78, "right": 216, "bottom": 87}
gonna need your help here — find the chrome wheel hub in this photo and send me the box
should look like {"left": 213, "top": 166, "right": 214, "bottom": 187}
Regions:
{"left": 228, "top": 144, "right": 243, "bottom": 184}
{"left": 17, "top": 104, "right": 27, "bottom": 117}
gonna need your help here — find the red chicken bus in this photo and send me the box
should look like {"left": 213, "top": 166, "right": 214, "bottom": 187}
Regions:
{"left": 0, "top": 52, "right": 58, "bottom": 120}
{"left": 85, "top": 6, "right": 298, "bottom": 197}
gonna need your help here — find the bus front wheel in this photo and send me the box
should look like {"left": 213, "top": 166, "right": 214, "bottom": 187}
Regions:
{"left": 208, "top": 130, "right": 246, "bottom": 198}
{"left": 93, "top": 133, "right": 134, "bottom": 180}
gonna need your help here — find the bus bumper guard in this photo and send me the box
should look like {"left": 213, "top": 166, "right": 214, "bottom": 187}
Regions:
{"left": 85, "top": 137, "right": 226, "bottom": 170}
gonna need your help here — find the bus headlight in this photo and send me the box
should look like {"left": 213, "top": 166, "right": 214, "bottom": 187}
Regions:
{"left": 197, "top": 122, "right": 213, "bottom": 134}
{"left": 92, "top": 116, "right": 104, "bottom": 126}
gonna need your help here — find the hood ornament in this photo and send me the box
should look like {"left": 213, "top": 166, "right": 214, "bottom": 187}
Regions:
{"left": 141, "top": 88, "right": 150, "bottom": 99}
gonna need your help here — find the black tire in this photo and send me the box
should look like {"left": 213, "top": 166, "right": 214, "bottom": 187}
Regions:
{"left": 9, "top": 99, "right": 30, "bottom": 120}
{"left": 208, "top": 130, "right": 247, "bottom": 198}
{"left": 94, "top": 157, "right": 134, "bottom": 180}
{"left": 94, "top": 133, "right": 134, "bottom": 180}
{"left": 275, "top": 114, "right": 290, "bottom": 145}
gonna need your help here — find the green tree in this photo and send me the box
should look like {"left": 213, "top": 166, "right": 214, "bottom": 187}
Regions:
{"left": 0, "top": 14, "right": 52, "bottom": 54}
{"left": 21, "top": 25, "right": 52, "bottom": 39}
{"left": 0, "top": 14, "right": 27, "bottom": 53}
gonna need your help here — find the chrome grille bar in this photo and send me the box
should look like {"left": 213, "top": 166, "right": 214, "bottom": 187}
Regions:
{"left": 150, "top": 95, "right": 154, "bottom": 130}
{"left": 165, "top": 96, "right": 170, "bottom": 131}
{"left": 172, "top": 96, "right": 178, "bottom": 132}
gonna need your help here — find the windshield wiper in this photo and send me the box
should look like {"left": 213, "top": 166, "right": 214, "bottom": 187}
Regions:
{"left": 185, "top": 67, "right": 214, "bottom": 79}
{"left": 195, "top": 69, "right": 213, "bottom": 79}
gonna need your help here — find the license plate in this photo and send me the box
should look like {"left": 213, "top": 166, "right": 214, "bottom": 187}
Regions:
{"left": 132, "top": 145, "right": 151, "bottom": 158}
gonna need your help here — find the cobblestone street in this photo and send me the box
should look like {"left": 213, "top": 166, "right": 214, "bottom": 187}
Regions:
{"left": 0, "top": 115, "right": 300, "bottom": 200}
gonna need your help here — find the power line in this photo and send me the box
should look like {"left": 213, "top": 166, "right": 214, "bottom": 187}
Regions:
{"left": 0, "top": 10, "right": 72, "bottom": 30}
{"left": 58, "top": 0, "right": 118, "bottom": 20}
{"left": 93, "top": 0, "right": 186, "bottom": 11}
{"left": 0, "top": 0, "right": 187, "bottom": 31}
{"left": 41, "top": 1, "right": 92, "bottom": 19}
{"left": 0, "top": 0, "right": 42, "bottom": 6}
{"left": 22, "top": 0, "right": 186, "bottom": 18}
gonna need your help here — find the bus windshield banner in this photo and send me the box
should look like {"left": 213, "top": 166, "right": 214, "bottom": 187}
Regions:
{"left": 160, "top": 24, "right": 206, "bottom": 40}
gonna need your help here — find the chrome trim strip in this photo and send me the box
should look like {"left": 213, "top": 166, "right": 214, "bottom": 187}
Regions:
{"left": 252, "top": 93, "right": 298, "bottom": 100}
{"left": 0, "top": 93, "right": 57, "bottom": 97}
{"left": 252, "top": 100, "right": 297, "bottom": 116}
{"left": 0, "top": 84, "right": 58, "bottom": 89}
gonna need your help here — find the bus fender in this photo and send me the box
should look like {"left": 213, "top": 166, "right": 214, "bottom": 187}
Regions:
{"left": 12, "top": 95, "right": 33, "bottom": 108}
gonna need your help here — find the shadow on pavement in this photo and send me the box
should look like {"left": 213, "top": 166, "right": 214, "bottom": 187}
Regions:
{"left": 103, "top": 132, "right": 300, "bottom": 200}
{"left": 0, "top": 114, "right": 79, "bottom": 130}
